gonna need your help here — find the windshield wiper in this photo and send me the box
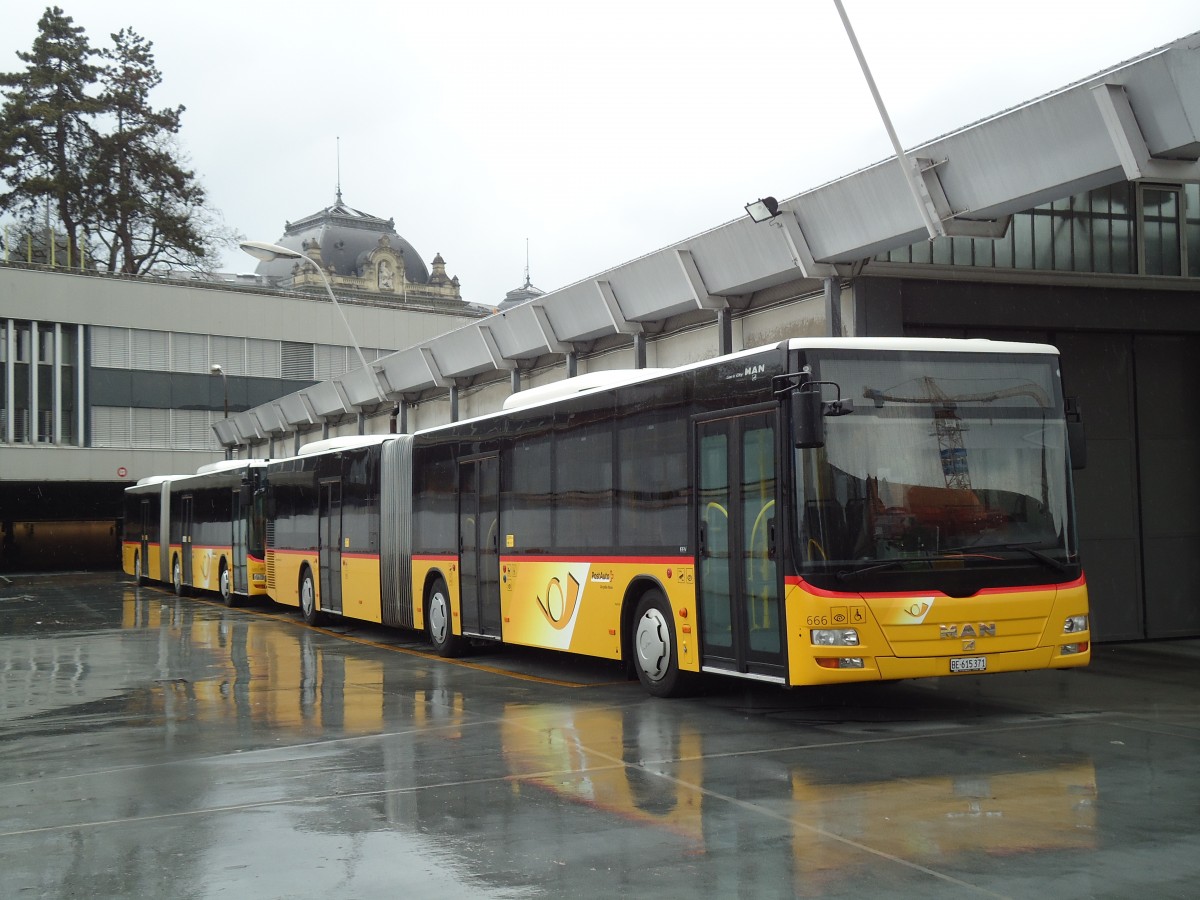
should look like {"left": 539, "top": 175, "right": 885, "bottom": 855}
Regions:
{"left": 835, "top": 544, "right": 1069, "bottom": 581}
{"left": 942, "top": 543, "right": 1070, "bottom": 573}
{"left": 835, "top": 557, "right": 940, "bottom": 581}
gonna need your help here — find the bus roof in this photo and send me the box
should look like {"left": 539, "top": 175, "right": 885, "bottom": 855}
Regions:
{"left": 416, "top": 337, "right": 1062, "bottom": 437}
{"left": 503, "top": 368, "right": 672, "bottom": 411}
{"left": 296, "top": 434, "right": 401, "bottom": 457}
{"left": 195, "top": 459, "right": 268, "bottom": 476}
{"left": 130, "top": 474, "right": 185, "bottom": 488}
{"left": 785, "top": 336, "right": 1060, "bottom": 356}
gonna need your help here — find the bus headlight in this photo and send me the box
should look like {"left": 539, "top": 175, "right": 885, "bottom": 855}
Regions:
{"left": 811, "top": 628, "right": 860, "bottom": 647}
{"left": 1063, "top": 615, "right": 1088, "bottom": 634}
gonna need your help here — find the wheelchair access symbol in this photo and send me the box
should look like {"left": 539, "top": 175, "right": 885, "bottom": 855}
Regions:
{"left": 831, "top": 606, "right": 866, "bottom": 625}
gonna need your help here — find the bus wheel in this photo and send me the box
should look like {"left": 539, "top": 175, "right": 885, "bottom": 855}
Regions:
{"left": 134, "top": 552, "right": 144, "bottom": 586}
{"left": 427, "top": 577, "right": 464, "bottom": 658}
{"left": 632, "top": 590, "right": 690, "bottom": 698}
{"left": 220, "top": 562, "right": 239, "bottom": 608}
{"left": 172, "top": 556, "right": 186, "bottom": 597}
{"left": 299, "top": 568, "right": 325, "bottom": 626}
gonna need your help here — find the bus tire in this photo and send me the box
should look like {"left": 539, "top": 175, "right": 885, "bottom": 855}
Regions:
{"left": 134, "top": 552, "right": 145, "bottom": 586}
{"left": 220, "top": 561, "right": 239, "bottom": 608}
{"left": 299, "top": 567, "right": 325, "bottom": 626}
{"left": 427, "top": 577, "right": 464, "bottom": 658}
{"left": 631, "top": 590, "right": 691, "bottom": 698}
{"left": 172, "top": 555, "right": 187, "bottom": 597}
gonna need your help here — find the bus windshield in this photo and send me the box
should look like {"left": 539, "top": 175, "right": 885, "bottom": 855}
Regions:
{"left": 795, "top": 351, "right": 1076, "bottom": 578}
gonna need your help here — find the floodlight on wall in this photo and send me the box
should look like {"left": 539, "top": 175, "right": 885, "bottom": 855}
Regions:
{"left": 745, "top": 197, "right": 782, "bottom": 223}
{"left": 240, "top": 240, "right": 386, "bottom": 401}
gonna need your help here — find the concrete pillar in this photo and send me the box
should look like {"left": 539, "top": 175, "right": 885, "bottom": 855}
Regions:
{"left": 824, "top": 277, "right": 843, "bottom": 337}
{"left": 717, "top": 307, "right": 733, "bottom": 356}
{"left": 52, "top": 323, "right": 62, "bottom": 444}
{"left": 3, "top": 320, "right": 13, "bottom": 443}
{"left": 633, "top": 332, "right": 647, "bottom": 369}
{"left": 75, "top": 323, "right": 85, "bottom": 447}
{"left": 29, "top": 320, "right": 39, "bottom": 443}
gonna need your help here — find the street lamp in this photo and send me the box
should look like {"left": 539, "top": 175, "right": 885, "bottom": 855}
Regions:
{"left": 210, "top": 363, "right": 231, "bottom": 459}
{"left": 745, "top": 197, "right": 782, "bottom": 223}
{"left": 240, "top": 240, "right": 383, "bottom": 399}
{"left": 210, "top": 363, "right": 228, "bottom": 418}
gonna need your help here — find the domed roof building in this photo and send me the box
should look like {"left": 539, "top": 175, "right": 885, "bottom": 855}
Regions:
{"left": 497, "top": 273, "right": 545, "bottom": 311}
{"left": 494, "top": 242, "right": 545, "bottom": 311}
{"left": 254, "top": 192, "right": 466, "bottom": 309}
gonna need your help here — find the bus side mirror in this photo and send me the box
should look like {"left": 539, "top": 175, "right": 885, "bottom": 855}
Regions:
{"left": 791, "top": 382, "right": 854, "bottom": 449}
{"left": 793, "top": 389, "right": 825, "bottom": 449}
{"left": 1066, "top": 396, "right": 1086, "bottom": 470}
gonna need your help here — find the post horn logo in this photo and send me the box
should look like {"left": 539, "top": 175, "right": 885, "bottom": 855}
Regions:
{"left": 905, "top": 600, "right": 933, "bottom": 623}
{"left": 537, "top": 573, "right": 582, "bottom": 630}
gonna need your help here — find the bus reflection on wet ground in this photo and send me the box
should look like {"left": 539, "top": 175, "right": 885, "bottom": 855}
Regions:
{"left": 1, "top": 573, "right": 1196, "bottom": 899}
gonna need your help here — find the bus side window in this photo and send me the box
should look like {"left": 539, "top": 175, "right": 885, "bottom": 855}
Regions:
{"left": 554, "top": 423, "right": 613, "bottom": 550}
{"left": 617, "top": 414, "right": 687, "bottom": 551}
{"left": 504, "top": 432, "right": 552, "bottom": 552}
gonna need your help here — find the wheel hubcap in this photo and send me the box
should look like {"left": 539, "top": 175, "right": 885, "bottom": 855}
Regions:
{"left": 429, "top": 592, "right": 448, "bottom": 643}
{"left": 301, "top": 579, "right": 314, "bottom": 616}
{"left": 635, "top": 609, "right": 670, "bottom": 682}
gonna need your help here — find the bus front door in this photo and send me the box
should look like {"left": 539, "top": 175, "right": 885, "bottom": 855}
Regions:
{"left": 138, "top": 499, "right": 151, "bottom": 579}
{"left": 459, "top": 455, "right": 502, "bottom": 639}
{"left": 231, "top": 487, "right": 248, "bottom": 594}
{"left": 696, "top": 410, "right": 786, "bottom": 680}
{"left": 180, "top": 494, "right": 194, "bottom": 588}
{"left": 319, "top": 479, "right": 343, "bottom": 615}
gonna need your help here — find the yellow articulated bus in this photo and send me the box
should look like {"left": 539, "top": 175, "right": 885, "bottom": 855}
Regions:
{"left": 258, "top": 337, "right": 1090, "bottom": 696}
{"left": 122, "top": 460, "right": 269, "bottom": 607}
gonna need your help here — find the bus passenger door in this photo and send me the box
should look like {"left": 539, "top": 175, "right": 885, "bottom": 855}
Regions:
{"left": 696, "top": 410, "right": 785, "bottom": 680}
{"left": 138, "top": 499, "right": 151, "bottom": 576}
{"left": 180, "top": 494, "right": 195, "bottom": 587}
{"left": 459, "top": 455, "right": 502, "bottom": 638}
{"left": 231, "top": 487, "right": 248, "bottom": 594}
{"left": 319, "top": 479, "right": 343, "bottom": 615}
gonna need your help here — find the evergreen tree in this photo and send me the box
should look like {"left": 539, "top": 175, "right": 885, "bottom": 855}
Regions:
{"left": 0, "top": 9, "right": 237, "bottom": 274}
{"left": 91, "top": 27, "right": 223, "bottom": 274}
{"left": 0, "top": 6, "right": 100, "bottom": 261}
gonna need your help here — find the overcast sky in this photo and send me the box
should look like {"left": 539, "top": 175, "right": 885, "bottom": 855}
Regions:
{"left": 2, "top": 1, "right": 1198, "bottom": 307}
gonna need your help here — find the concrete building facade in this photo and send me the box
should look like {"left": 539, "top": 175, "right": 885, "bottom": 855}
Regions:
{"left": 0, "top": 200, "right": 484, "bottom": 567}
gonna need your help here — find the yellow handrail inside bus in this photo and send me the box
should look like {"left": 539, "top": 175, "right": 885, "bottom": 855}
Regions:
{"left": 749, "top": 500, "right": 776, "bottom": 628}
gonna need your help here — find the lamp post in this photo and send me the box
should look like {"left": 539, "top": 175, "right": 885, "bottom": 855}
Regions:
{"left": 210, "top": 363, "right": 228, "bottom": 418}
{"left": 210, "top": 363, "right": 230, "bottom": 459}
{"left": 240, "top": 240, "right": 383, "bottom": 399}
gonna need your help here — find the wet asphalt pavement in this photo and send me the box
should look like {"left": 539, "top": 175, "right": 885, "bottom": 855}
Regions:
{"left": 1, "top": 571, "right": 1198, "bottom": 899}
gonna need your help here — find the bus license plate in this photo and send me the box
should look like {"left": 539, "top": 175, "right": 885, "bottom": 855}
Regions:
{"left": 950, "top": 656, "right": 987, "bottom": 673}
